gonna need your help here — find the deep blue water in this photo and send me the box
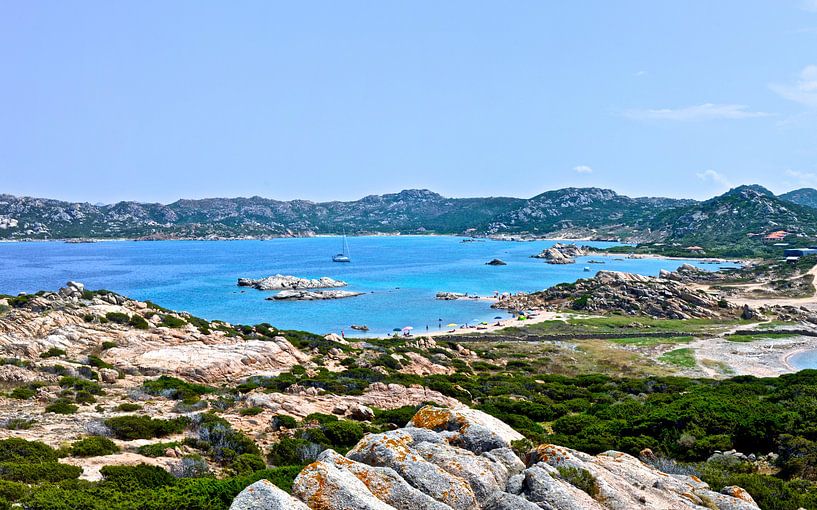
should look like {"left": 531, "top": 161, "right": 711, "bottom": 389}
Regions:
{"left": 0, "top": 237, "right": 736, "bottom": 337}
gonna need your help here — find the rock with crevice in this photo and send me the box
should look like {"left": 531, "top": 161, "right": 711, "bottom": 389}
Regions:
{"left": 230, "top": 405, "right": 761, "bottom": 510}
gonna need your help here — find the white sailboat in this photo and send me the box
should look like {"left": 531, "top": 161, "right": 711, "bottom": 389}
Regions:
{"left": 332, "top": 234, "right": 351, "bottom": 263}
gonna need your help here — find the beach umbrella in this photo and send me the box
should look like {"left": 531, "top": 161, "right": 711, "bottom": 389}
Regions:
{"left": 494, "top": 316, "right": 503, "bottom": 319}
{"left": 392, "top": 328, "right": 401, "bottom": 332}
{"left": 402, "top": 326, "right": 413, "bottom": 331}
{"left": 447, "top": 323, "right": 458, "bottom": 327}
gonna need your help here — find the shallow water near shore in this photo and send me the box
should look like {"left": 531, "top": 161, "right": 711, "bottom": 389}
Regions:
{"left": 788, "top": 349, "right": 817, "bottom": 371}
{"left": 0, "top": 236, "right": 736, "bottom": 336}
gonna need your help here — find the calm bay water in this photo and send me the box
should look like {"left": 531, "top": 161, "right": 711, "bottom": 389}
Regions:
{"left": 0, "top": 236, "right": 734, "bottom": 336}
{"left": 787, "top": 350, "right": 817, "bottom": 371}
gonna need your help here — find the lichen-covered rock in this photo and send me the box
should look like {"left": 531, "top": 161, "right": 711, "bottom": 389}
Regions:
{"left": 346, "top": 430, "right": 478, "bottom": 510}
{"left": 231, "top": 407, "right": 761, "bottom": 510}
{"left": 230, "top": 480, "right": 309, "bottom": 510}
{"left": 317, "top": 450, "right": 452, "bottom": 510}
{"left": 407, "top": 405, "right": 524, "bottom": 453}
{"left": 523, "top": 463, "right": 604, "bottom": 510}
{"left": 293, "top": 460, "right": 396, "bottom": 510}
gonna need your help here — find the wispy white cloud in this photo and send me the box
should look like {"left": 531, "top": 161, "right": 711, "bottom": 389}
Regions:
{"left": 770, "top": 65, "right": 817, "bottom": 108}
{"left": 696, "top": 170, "right": 733, "bottom": 189}
{"left": 802, "top": 0, "right": 817, "bottom": 12}
{"left": 623, "top": 103, "right": 770, "bottom": 121}
{"left": 634, "top": 70, "right": 648, "bottom": 77}
{"left": 573, "top": 165, "right": 593, "bottom": 174}
{"left": 785, "top": 169, "right": 817, "bottom": 187}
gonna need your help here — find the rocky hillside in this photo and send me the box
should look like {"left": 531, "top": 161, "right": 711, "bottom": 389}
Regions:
{"left": 780, "top": 187, "right": 817, "bottom": 209}
{"left": 484, "top": 187, "right": 691, "bottom": 239}
{"left": 0, "top": 190, "right": 523, "bottom": 239}
{"left": 495, "top": 268, "right": 743, "bottom": 320}
{"left": 650, "top": 185, "right": 817, "bottom": 245}
{"left": 231, "top": 406, "right": 760, "bottom": 510}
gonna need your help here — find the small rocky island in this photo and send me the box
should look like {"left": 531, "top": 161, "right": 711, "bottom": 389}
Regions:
{"left": 267, "top": 289, "right": 363, "bottom": 301}
{"left": 531, "top": 242, "right": 587, "bottom": 264}
{"left": 486, "top": 258, "right": 507, "bottom": 265}
{"left": 237, "top": 274, "right": 347, "bottom": 291}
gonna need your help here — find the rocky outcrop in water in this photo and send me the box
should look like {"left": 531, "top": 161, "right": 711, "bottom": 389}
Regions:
{"left": 238, "top": 275, "right": 347, "bottom": 291}
{"left": 267, "top": 290, "right": 363, "bottom": 301}
{"left": 495, "top": 270, "right": 735, "bottom": 319}
{"left": 231, "top": 406, "right": 759, "bottom": 510}
{"left": 485, "top": 258, "right": 507, "bottom": 266}
{"left": 531, "top": 243, "right": 586, "bottom": 264}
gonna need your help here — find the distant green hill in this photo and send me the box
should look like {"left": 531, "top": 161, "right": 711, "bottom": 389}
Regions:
{"left": 780, "top": 188, "right": 817, "bottom": 209}
{"left": 2, "top": 186, "right": 817, "bottom": 253}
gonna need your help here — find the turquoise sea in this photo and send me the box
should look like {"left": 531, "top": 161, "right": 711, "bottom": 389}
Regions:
{"left": 0, "top": 236, "right": 736, "bottom": 337}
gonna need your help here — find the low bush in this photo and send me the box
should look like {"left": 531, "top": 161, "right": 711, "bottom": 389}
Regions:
{"left": 0, "top": 439, "right": 57, "bottom": 463}
{"left": 159, "top": 315, "right": 186, "bottom": 329}
{"left": 70, "top": 437, "right": 120, "bottom": 457}
{"left": 142, "top": 376, "right": 211, "bottom": 401}
{"left": 9, "top": 387, "right": 36, "bottom": 400}
{"left": 238, "top": 406, "right": 263, "bottom": 417}
{"left": 105, "top": 312, "right": 130, "bottom": 325}
{"left": 3, "top": 419, "right": 34, "bottom": 431}
{"left": 39, "top": 347, "right": 66, "bottom": 358}
{"left": 100, "top": 464, "right": 176, "bottom": 490}
{"left": 104, "top": 416, "right": 187, "bottom": 441}
{"left": 323, "top": 420, "right": 364, "bottom": 447}
{"left": 0, "top": 462, "right": 82, "bottom": 482}
{"left": 136, "top": 442, "right": 179, "bottom": 458}
{"left": 117, "top": 403, "right": 141, "bottom": 412}
{"left": 45, "top": 399, "right": 78, "bottom": 415}
{"left": 128, "top": 315, "right": 150, "bottom": 330}
{"left": 230, "top": 454, "right": 266, "bottom": 475}
{"left": 87, "top": 355, "right": 113, "bottom": 369}
{"left": 271, "top": 414, "right": 297, "bottom": 430}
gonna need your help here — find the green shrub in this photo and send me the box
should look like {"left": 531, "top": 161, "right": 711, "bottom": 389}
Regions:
{"left": 59, "top": 376, "right": 103, "bottom": 395}
{"left": 302, "top": 413, "right": 338, "bottom": 425}
{"left": 104, "top": 416, "right": 187, "bottom": 441}
{"left": 128, "top": 315, "right": 150, "bottom": 330}
{"left": 9, "top": 387, "right": 36, "bottom": 400}
{"left": 105, "top": 312, "right": 130, "bottom": 325}
{"left": 267, "top": 437, "right": 319, "bottom": 466}
{"left": 142, "top": 376, "right": 211, "bottom": 401}
{"left": 39, "top": 347, "right": 66, "bottom": 358}
{"left": 45, "top": 399, "right": 78, "bottom": 415}
{"left": 0, "top": 438, "right": 57, "bottom": 463}
{"left": 100, "top": 341, "right": 118, "bottom": 350}
{"left": 159, "top": 315, "right": 186, "bottom": 328}
{"left": 230, "top": 453, "right": 266, "bottom": 474}
{"left": 323, "top": 420, "right": 364, "bottom": 447}
{"left": 373, "top": 406, "right": 416, "bottom": 427}
{"left": 100, "top": 464, "right": 175, "bottom": 490}
{"left": 137, "top": 442, "right": 179, "bottom": 458}
{"left": 70, "top": 436, "right": 120, "bottom": 457}
{"left": 558, "top": 466, "right": 599, "bottom": 497}
{"left": 238, "top": 406, "right": 263, "bottom": 417}
{"left": 192, "top": 413, "right": 260, "bottom": 464}
{"left": 117, "top": 403, "right": 141, "bottom": 412}
{"left": 74, "top": 390, "right": 97, "bottom": 404}
{"left": 0, "top": 462, "right": 81, "bottom": 482}
{"left": 3, "top": 419, "right": 34, "bottom": 431}
{"left": 271, "top": 414, "right": 297, "bottom": 430}
{"left": 0, "top": 480, "right": 28, "bottom": 503}
{"left": 87, "top": 355, "right": 113, "bottom": 369}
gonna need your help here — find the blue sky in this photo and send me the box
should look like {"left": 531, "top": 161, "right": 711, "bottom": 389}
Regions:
{"left": 1, "top": 1, "right": 817, "bottom": 203}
